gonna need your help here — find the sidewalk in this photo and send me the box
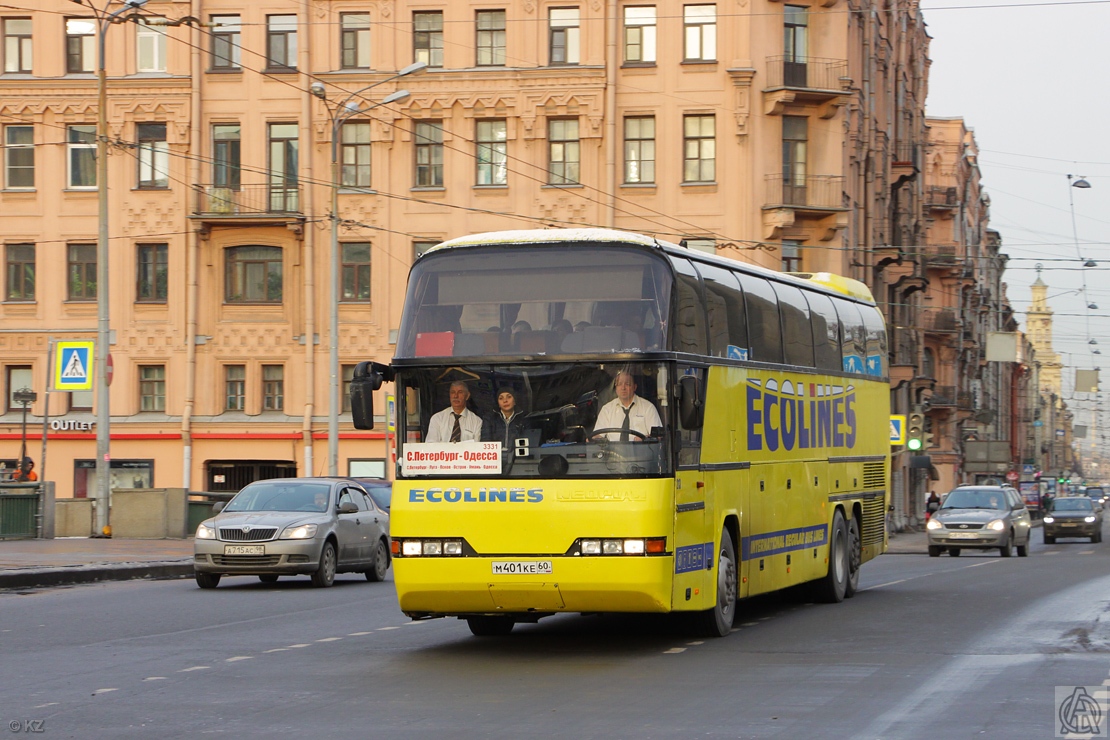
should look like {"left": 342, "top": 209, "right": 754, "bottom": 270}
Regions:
{"left": 0, "top": 537, "right": 194, "bottom": 590}
{"left": 884, "top": 528, "right": 928, "bottom": 555}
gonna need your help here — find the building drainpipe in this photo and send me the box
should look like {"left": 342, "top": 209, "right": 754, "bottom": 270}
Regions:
{"left": 181, "top": 0, "right": 203, "bottom": 491}
{"left": 604, "top": 0, "right": 618, "bottom": 227}
{"left": 300, "top": 4, "right": 316, "bottom": 477}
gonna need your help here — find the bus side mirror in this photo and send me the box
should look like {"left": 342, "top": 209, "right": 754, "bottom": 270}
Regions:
{"left": 676, "top": 375, "right": 703, "bottom": 430}
{"left": 350, "top": 361, "right": 393, "bottom": 430}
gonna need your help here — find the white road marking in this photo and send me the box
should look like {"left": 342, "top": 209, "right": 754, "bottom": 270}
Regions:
{"left": 316, "top": 637, "right": 342, "bottom": 642}
{"left": 33, "top": 703, "right": 58, "bottom": 709}
{"left": 376, "top": 626, "right": 400, "bottom": 631}
{"left": 741, "top": 622, "right": 759, "bottom": 627}
{"left": 403, "top": 620, "right": 429, "bottom": 626}
{"left": 286, "top": 643, "right": 311, "bottom": 648}
{"left": 864, "top": 559, "right": 999, "bottom": 591}
{"left": 347, "top": 631, "right": 373, "bottom": 636}
{"left": 263, "top": 648, "right": 290, "bottom": 653}
{"left": 92, "top": 688, "right": 118, "bottom": 694}
{"left": 143, "top": 677, "right": 167, "bottom": 681}
{"left": 663, "top": 647, "right": 686, "bottom": 654}
{"left": 179, "top": 666, "right": 209, "bottom": 672}
{"left": 687, "top": 641, "right": 704, "bottom": 646}
{"left": 226, "top": 656, "right": 252, "bottom": 662}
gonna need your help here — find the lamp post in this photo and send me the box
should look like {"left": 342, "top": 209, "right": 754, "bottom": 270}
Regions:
{"left": 311, "top": 61, "right": 425, "bottom": 477}
{"left": 69, "top": 0, "right": 149, "bottom": 535}
{"left": 13, "top": 388, "right": 36, "bottom": 472}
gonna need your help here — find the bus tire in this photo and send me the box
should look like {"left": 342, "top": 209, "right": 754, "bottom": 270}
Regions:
{"left": 814, "top": 511, "right": 849, "bottom": 604}
{"left": 466, "top": 616, "right": 515, "bottom": 637}
{"left": 844, "top": 514, "right": 862, "bottom": 599}
{"left": 697, "top": 531, "right": 737, "bottom": 638}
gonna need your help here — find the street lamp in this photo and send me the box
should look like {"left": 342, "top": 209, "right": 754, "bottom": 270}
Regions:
{"left": 311, "top": 61, "right": 426, "bottom": 477}
{"left": 13, "top": 388, "right": 36, "bottom": 475}
{"left": 69, "top": 0, "right": 149, "bottom": 535}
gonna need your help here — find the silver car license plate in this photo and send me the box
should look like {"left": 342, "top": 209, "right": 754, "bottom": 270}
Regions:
{"left": 948, "top": 532, "right": 979, "bottom": 540}
{"left": 492, "top": 561, "right": 552, "bottom": 575}
{"left": 224, "top": 545, "right": 265, "bottom": 555}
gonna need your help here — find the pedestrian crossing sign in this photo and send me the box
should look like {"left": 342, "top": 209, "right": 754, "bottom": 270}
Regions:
{"left": 55, "top": 341, "right": 94, "bottom": 390}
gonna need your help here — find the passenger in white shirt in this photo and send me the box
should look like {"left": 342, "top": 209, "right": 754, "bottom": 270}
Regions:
{"left": 592, "top": 371, "right": 662, "bottom": 441}
{"left": 426, "top": 381, "right": 483, "bottom": 443}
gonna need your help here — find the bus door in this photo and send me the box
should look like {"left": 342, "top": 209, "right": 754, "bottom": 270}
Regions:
{"left": 672, "top": 367, "right": 709, "bottom": 611}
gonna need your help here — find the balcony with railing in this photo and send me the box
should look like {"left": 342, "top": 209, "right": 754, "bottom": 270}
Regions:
{"left": 926, "top": 185, "right": 958, "bottom": 210}
{"left": 191, "top": 184, "right": 304, "bottom": 224}
{"left": 763, "top": 56, "right": 851, "bottom": 115}
{"left": 922, "top": 309, "right": 960, "bottom": 334}
{"left": 764, "top": 175, "right": 845, "bottom": 211}
{"left": 924, "top": 244, "right": 961, "bottom": 270}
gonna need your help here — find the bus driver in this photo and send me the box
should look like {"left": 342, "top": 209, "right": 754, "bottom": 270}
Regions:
{"left": 592, "top": 370, "right": 662, "bottom": 442}
{"left": 426, "top": 380, "right": 483, "bottom": 443}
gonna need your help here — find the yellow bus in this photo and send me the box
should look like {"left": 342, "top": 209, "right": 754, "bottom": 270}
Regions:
{"left": 351, "top": 228, "right": 889, "bottom": 637}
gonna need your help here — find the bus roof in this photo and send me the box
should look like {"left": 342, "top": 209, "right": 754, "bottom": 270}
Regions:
{"left": 427, "top": 228, "right": 875, "bottom": 305}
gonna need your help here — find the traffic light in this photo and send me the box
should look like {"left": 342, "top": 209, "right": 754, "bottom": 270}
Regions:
{"left": 907, "top": 412, "right": 925, "bottom": 451}
{"left": 923, "top": 417, "right": 935, "bottom": 449}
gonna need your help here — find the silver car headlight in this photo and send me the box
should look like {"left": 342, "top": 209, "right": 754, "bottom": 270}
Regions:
{"left": 280, "top": 523, "right": 318, "bottom": 540}
{"left": 1085, "top": 516, "right": 1097, "bottom": 523}
{"left": 196, "top": 523, "right": 215, "bottom": 539}
{"left": 926, "top": 517, "right": 943, "bottom": 530}
{"left": 986, "top": 519, "right": 1005, "bottom": 531}
{"left": 1043, "top": 516, "right": 1054, "bottom": 524}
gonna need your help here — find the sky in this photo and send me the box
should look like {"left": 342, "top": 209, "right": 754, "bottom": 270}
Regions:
{"left": 921, "top": 0, "right": 1110, "bottom": 441}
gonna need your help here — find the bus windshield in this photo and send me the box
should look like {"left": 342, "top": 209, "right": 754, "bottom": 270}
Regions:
{"left": 396, "top": 244, "right": 672, "bottom": 358}
{"left": 396, "top": 361, "right": 673, "bottom": 478}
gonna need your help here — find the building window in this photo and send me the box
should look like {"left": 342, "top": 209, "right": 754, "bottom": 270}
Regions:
{"left": 623, "top": 116, "right": 655, "bottom": 184}
{"left": 341, "top": 242, "right": 371, "bottom": 302}
{"left": 69, "top": 389, "right": 92, "bottom": 412}
{"left": 549, "top": 8, "right": 580, "bottom": 65}
{"left": 6, "top": 366, "right": 31, "bottom": 413}
{"left": 3, "top": 18, "right": 32, "bottom": 73}
{"left": 413, "top": 12, "right": 443, "bottom": 68}
{"left": 136, "top": 243, "right": 168, "bottom": 302}
{"left": 262, "top": 365, "right": 284, "bottom": 411}
{"left": 683, "top": 114, "right": 715, "bottom": 183}
{"left": 213, "top": 124, "right": 240, "bottom": 190}
{"left": 224, "top": 365, "right": 245, "bottom": 411}
{"left": 5, "top": 243, "right": 34, "bottom": 301}
{"left": 684, "top": 238, "right": 716, "bottom": 255}
{"left": 783, "top": 115, "right": 808, "bottom": 204}
{"left": 67, "top": 243, "right": 96, "bottom": 300}
{"left": 266, "top": 15, "right": 297, "bottom": 70}
{"left": 136, "top": 123, "right": 169, "bottom": 189}
{"left": 139, "top": 365, "right": 165, "bottom": 411}
{"left": 683, "top": 5, "right": 716, "bottom": 62}
{"left": 342, "top": 364, "right": 356, "bottom": 412}
{"left": 210, "top": 15, "right": 241, "bottom": 70}
{"left": 341, "top": 13, "right": 370, "bottom": 69}
{"left": 476, "top": 10, "right": 506, "bottom": 67}
{"left": 781, "top": 240, "right": 802, "bottom": 271}
{"left": 5, "top": 125, "right": 33, "bottom": 189}
{"left": 623, "top": 7, "right": 656, "bottom": 64}
{"left": 67, "top": 124, "right": 96, "bottom": 189}
{"left": 414, "top": 241, "right": 436, "bottom": 259}
{"left": 476, "top": 119, "right": 507, "bottom": 186}
{"left": 341, "top": 122, "right": 371, "bottom": 189}
{"left": 66, "top": 18, "right": 95, "bottom": 73}
{"left": 547, "top": 118, "right": 579, "bottom": 185}
{"left": 225, "top": 246, "right": 282, "bottom": 303}
{"left": 784, "top": 5, "right": 808, "bottom": 86}
{"left": 137, "top": 22, "right": 166, "bottom": 73}
{"left": 414, "top": 121, "right": 443, "bottom": 188}
{"left": 268, "top": 123, "right": 299, "bottom": 212}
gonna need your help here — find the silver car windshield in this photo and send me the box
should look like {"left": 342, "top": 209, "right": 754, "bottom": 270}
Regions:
{"left": 225, "top": 482, "right": 332, "bottom": 512}
{"left": 941, "top": 489, "right": 1007, "bottom": 510}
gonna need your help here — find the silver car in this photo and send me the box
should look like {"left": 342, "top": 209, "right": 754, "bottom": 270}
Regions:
{"left": 926, "top": 485, "right": 1032, "bottom": 557}
{"left": 194, "top": 478, "right": 391, "bottom": 588}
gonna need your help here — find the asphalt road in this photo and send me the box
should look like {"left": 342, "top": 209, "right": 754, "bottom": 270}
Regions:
{"left": 2, "top": 529, "right": 1107, "bottom": 739}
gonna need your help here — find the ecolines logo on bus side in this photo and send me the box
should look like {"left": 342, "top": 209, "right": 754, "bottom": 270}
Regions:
{"left": 408, "top": 488, "right": 544, "bottom": 503}
{"left": 746, "top": 379, "right": 857, "bottom": 452}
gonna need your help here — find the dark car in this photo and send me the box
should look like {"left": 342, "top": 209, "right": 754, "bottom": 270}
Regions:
{"left": 193, "top": 478, "right": 391, "bottom": 588}
{"left": 1044, "top": 497, "right": 1103, "bottom": 544}
{"left": 926, "top": 485, "right": 1033, "bottom": 557}
{"left": 353, "top": 479, "right": 392, "bottom": 513}
{"left": 1084, "top": 487, "right": 1106, "bottom": 508}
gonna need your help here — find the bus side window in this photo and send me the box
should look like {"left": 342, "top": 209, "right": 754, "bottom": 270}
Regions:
{"left": 861, "top": 305, "right": 888, "bottom": 378}
{"left": 698, "top": 264, "right": 748, "bottom": 358}
{"left": 738, "top": 274, "right": 781, "bottom": 363}
{"left": 671, "top": 260, "right": 708, "bottom": 355}
{"left": 806, "top": 291, "right": 842, "bottom": 372}
{"left": 835, "top": 302, "right": 867, "bottom": 374}
{"left": 772, "top": 282, "right": 814, "bottom": 368}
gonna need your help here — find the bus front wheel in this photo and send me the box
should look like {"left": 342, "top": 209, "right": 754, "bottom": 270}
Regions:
{"left": 814, "top": 511, "right": 849, "bottom": 603}
{"left": 697, "top": 531, "right": 737, "bottom": 638}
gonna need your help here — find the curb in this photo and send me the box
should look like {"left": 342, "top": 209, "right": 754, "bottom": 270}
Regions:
{"left": 0, "top": 562, "right": 195, "bottom": 590}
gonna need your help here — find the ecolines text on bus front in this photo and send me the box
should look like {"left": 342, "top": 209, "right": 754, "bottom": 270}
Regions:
{"left": 746, "top": 378, "right": 857, "bottom": 452}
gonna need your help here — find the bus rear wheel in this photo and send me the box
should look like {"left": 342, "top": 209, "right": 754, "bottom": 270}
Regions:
{"left": 813, "top": 511, "right": 849, "bottom": 603}
{"left": 844, "top": 514, "right": 862, "bottom": 598}
{"left": 697, "top": 531, "right": 737, "bottom": 638}
{"left": 466, "top": 616, "right": 515, "bottom": 637}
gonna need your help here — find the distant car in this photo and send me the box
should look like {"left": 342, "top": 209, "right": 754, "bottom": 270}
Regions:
{"left": 1044, "top": 497, "right": 1103, "bottom": 544}
{"left": 926, "top": 485, "right": 1033, "bottom": 557}
{"left": 1083, "top": 487, "right": 1106, "bottom": 508}
{"left": 193, "top": 477, "right": 390, "bottom": 589}
{"left": 353, "top": 479, "right": 392, "bottom": 513}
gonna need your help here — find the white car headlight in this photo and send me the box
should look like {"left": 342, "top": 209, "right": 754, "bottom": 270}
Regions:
{"left": 926, "top": 517, "right": 943, "bottom": 530}
{"left": 1085, "top": 516, "right": 1097, "bottom": 523}
{"left": 280, "top": 523, "right": 318, "bottom": 540}
{"left": 1043, "top": 516, "right": 1054, "bottom": 524}
{"left": 196, "top": 523, "right": 215, "bottom": 539}
{"left": 986, "top": 519, "right": 1005, "bottom": 531}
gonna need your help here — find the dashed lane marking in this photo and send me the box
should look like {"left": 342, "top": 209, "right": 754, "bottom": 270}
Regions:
{"left": 663, "top": 647, "right": 687, "bottom": 654}
{"left": 33, "top": 703, "right": 58, "bottom": 709}
{"left": 316, "top": 637, "right": 342, "bottom": 642}
{"left": 143, "top": 677, "right": 167, "bottom": 681}
{"left": 179, "top": 666, "right": 209, "bottom": 672}
{"left": 263, "top": 648, "right": 290, "bottom": 653}
{"left": 286, "top": 643, "right": 311, "bottom": 648}
{"left": 226, "top": 656, "right": 253, "bottom": 662}
{"left": 92, "top": 688, "right": 118, "bottom": 695}
{"left": 347, "top": 631, "right": 373, "bottom": 636}
{"left": 376, "top": 626, "right": 400, "bottom": 631}
{"left": 863, "top": 559, "right": 999, "bottom": 591}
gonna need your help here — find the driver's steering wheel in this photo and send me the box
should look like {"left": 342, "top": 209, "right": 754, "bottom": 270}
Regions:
{"left": 590, "top": 428, "right": 648, "bottom": 441}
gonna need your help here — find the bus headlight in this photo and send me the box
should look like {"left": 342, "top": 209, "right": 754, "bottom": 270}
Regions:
{"left": 575, "top": 537, "right": 666, "bottom": 555}
{"left": 986, "top": 519, "right": 1005, "bottom": 531}
{"left": 396, "top": 538, "right": 465, "bottom": 557}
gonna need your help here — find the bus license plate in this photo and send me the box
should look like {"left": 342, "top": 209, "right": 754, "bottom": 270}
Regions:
{"left": 492, "top": 561, "right": 552, "bottom": 575}
{"left": 225, "top": 545, "right": 265, "bottom": 555}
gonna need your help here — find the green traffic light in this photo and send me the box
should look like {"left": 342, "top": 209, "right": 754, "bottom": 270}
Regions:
{"left": 907, "top": 439, "right": 923, "bottom": 451}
